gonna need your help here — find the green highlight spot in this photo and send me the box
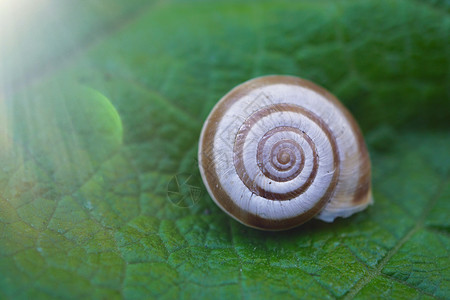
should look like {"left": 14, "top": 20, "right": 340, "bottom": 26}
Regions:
{"left": 4, "top": 81, "right": 123, "bottom": 196}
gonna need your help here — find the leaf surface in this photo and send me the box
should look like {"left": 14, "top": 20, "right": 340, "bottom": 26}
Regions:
{"left": 0, "top": 0, "right": 449, "bottom": 299}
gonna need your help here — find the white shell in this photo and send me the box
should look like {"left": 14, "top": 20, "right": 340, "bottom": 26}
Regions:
{"left": 198, "top": 76, "right": 372, "bottom": 230}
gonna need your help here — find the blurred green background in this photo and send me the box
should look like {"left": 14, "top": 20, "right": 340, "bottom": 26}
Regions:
{"left": 0, "top": 0, "right": 449, "bottom": 299}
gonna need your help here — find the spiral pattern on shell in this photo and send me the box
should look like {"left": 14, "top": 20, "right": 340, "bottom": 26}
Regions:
{"left": 199, "top": 76, "right": 372, "bottom": 230}
{"left": 233, "top": 103, "right": 339, "bottom": 202}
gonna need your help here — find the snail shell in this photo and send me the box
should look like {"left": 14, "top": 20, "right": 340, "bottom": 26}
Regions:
{"left": 198, "top": 75, "right": 372, "bottom": 231}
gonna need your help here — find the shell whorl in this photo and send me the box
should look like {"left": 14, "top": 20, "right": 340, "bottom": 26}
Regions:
{"left": 199, "top": 76, "right": 372, "bottom": 230}
{"left": 233, "top": 104, "right": 339, "bottom": 202}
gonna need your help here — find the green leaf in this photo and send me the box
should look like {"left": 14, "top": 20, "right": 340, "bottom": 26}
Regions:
{"left": 0, "top": 0, "right": 449, "bottom": 299}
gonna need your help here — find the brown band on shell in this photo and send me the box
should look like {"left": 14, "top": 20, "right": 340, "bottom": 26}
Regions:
{"left": 351, "top": 159, "right": 372, "bottom": 204}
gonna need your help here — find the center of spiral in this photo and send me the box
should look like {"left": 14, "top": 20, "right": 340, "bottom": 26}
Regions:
{"left": 233, "top": 104, "right": 336, "bottom": 201}
{"left": 277, "top": 150, "right": 291, "bottom": 165}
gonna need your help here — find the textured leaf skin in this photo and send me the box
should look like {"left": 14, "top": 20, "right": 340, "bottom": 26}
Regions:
{"left": 0, "top": 0, "right": 449, "bottom": 299}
